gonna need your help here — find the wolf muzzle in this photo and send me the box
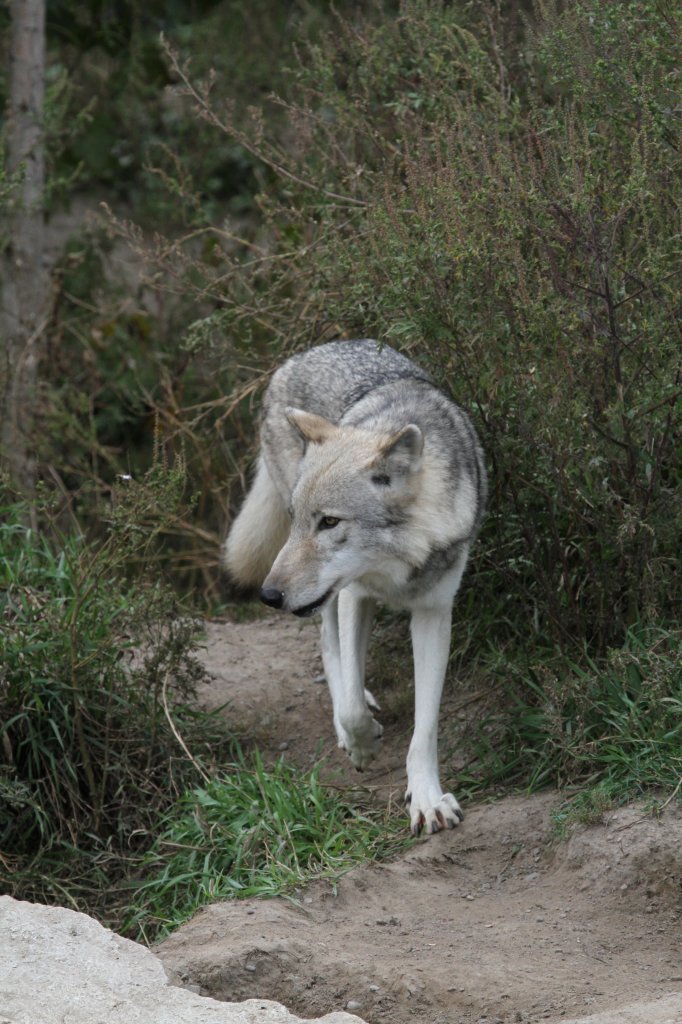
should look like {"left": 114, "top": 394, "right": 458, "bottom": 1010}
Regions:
{"left": 259, "top": 585, "right": 333, "bottom": 617}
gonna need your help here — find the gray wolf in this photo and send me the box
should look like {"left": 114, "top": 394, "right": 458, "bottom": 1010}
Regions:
{"left": 224, "top": 339, "right": 486, "bottom": 835}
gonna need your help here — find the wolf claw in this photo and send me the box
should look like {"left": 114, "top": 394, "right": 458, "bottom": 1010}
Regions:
{"left": 406, "top": 790, "right": 463, "bottom": 836}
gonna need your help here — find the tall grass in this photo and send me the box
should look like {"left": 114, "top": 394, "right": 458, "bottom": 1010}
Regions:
{"left": 462, "top": 626, "right": 682, "bottom": 801}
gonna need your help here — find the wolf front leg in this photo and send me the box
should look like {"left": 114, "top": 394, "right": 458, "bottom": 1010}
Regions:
{"left": 321, "top": 589, "right": 381, "bottom": 770}
{"left": 320, "top": 596, "right": 345, "bottom": 742}
{"left": 405, "top": 603, "right": 464, "bottom": 835}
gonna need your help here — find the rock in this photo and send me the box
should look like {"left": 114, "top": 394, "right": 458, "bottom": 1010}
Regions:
{"left": 0, "top": 896, "right": 362, "bottom": 1024}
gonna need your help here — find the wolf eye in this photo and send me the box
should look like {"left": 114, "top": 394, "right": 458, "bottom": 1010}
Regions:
{"left": 318, "top": 515, "right": 340, "bottom": 530}
{"left": 371, "top": 473, "right": 391, "bottom": 486}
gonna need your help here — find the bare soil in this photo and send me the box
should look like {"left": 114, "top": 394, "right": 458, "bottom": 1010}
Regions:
{"left": 157, "top": 615, "right": 682, "bottom": 1024}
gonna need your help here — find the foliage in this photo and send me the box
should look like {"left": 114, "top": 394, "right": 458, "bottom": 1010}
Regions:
{"left": 144, "top": 0, "right": 681, "bottom": 653}
{"left": 0, "top": 484, "right": 230, "bottom": 922}
{"left": 0, "top": 0, "right": 353, "bottom": 216}
{"left": 1, "top": 1, "right": 360, "bottom": 600}
{"left": 125, "top": 748, "right": 409, "bottom": 942}
{"left": 465, "top": 626, "right": 682, "bottom": 800}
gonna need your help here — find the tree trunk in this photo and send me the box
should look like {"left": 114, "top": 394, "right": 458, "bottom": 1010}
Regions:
{"left": 1, "top": 0, "right": 48, "bottom": 497}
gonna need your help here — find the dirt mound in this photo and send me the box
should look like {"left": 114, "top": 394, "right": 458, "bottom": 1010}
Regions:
{"left": 160, "top": 617, "right": 682, "bottom": 1024}
{"left": 552, "top": 804, "right": 682, "bottom": 904}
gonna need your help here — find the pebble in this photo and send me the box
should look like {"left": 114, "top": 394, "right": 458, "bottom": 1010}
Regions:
{"left": 346, "top": 1000, "right": 363, "bottom": 1011}
{"left": 278, "top": 741, "right": 289, "bottom": 751}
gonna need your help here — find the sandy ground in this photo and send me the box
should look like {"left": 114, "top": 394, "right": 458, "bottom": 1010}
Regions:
{"left": 157, "top": 615, "right": 682, "bottom": 1024}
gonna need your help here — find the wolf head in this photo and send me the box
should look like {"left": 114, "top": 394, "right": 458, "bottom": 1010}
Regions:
{"left": 260, "top": 409, "right": 424, "bottom": 616}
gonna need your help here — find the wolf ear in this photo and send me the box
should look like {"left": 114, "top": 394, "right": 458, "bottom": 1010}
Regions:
{"left": 373, "top": 423, "right": 423, "bottom": 475}
{"left": 286, "top": 407, "right": 337, "bottom": 445}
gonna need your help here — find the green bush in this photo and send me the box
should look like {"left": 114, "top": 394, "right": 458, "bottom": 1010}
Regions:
{"left": 160, "top": 0, "right": 680, "bottom": 653}
{"left": 0, "top": 487, "right": 406, "bottom": 936}
{"left": 0, "top": 488, "right": 229, "bottom": 920}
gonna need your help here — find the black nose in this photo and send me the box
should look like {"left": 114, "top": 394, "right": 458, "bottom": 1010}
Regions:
{"left": 260, "top": 586, "right": 284, "bottom": 609}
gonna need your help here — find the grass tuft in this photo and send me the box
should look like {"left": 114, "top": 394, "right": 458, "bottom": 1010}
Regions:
{"left": 124, "top": 748, "right": 410, "bottom": 942}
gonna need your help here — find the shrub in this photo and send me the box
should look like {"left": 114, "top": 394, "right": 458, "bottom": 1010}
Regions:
{"left": 0, "top": 484, "right": 229, "bottom": 921}
{"left": 156, "top": 0, "right": 681, "bottom": 653}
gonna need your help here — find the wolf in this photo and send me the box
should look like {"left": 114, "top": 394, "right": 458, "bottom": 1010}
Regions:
{"left": 224, "top": 339, "right": 486, "bottom": 835}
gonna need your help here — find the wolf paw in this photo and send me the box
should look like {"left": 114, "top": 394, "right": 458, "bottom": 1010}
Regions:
{"left": 405, "top": 787, "right": 464, "bottom": 836}
{"left": 338, "top": 714, "right": 383, "bottom": 771}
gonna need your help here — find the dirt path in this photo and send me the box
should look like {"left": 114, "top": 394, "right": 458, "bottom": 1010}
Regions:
{"left": 157, "top": 616, "right": 682, "bottom": 1024}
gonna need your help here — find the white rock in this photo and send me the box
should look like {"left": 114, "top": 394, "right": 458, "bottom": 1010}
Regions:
{"left": 0, "top": 896, "right": 362, "bottom": 1024}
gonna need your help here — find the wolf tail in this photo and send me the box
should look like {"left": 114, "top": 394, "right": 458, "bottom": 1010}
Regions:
{"left": 223, "top": 457, "right": 290, "bottom": 589}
